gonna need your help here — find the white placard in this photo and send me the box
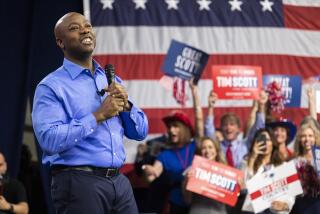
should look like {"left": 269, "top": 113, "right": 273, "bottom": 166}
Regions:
{"left": 245, "top": 161, "right": 303, "bottom": 213}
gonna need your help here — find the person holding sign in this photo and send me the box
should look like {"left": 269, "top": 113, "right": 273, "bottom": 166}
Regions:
{"left": 291, "top": 123, "right": 320, "bottom": 214}
{"left": 241, "top": 128, "right": 295, "bottom": 213}
{"left": 182, "top": 137, "right": 228, "bottom": 214}
{"left": 142, "top": 111, "right": 196, "bottom": 214}
{"left": 205, "top": 91, "right": 268, "bottom": 169}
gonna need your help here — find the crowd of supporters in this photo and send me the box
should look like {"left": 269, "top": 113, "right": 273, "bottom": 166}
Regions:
{"left": 134, "top": 83, "right": 320, "bottom": 214}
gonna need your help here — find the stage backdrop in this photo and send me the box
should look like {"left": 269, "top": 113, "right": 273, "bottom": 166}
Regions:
{"left": 84, "top": 0, "right": 320, "bottom": 164}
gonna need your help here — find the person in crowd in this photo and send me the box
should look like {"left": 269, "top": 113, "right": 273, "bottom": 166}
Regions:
{"left": 134, "top": 134, "right": 171, "bottom": 213}
{"left": 291, "top": 122, "right": 320, "bottom": 213}
{"left": 182, "top": 137, "right": 227, "bottom": 214}
{"left": 205, "top": 90, "right": 268, "bottom": 169}
{"left": 32, "top": 12, "right": 148, "bottom": 214}
{"left": 142, "top": 111, "right": 197, "bottom": 214}
{"left": 0, "top": 153, "right": 29, "bottom": 214}
{"left": 137, "top": 79, "right": 203, "bottom": 214}
{"left": 18, "top": 144, "right": 46, "bottom": 214}
{"left": 241, "top": 128, "right": 295, "bottom": 214}
{"left": 266, "top": 118, "right": 296, "bottom": 161}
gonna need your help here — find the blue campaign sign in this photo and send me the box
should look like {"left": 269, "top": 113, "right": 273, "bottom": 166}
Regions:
{"left": 312, "top": 146, "right": 320, "bottom": 177}
{"left": 263, "top": 75, "right": 302, "bottom": 107}
{"left": 162, "top": 40, "right": 209, "bottom": 83}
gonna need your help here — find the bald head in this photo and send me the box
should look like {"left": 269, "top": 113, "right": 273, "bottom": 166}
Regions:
{"left": 54, "top": 12, "right": 84, "bottom": 38}
{"left": 53, "top": 12, "right": 96, "bottom": 61}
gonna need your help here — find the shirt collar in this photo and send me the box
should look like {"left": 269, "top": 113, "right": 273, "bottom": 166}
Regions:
{"left": 222, "top": 138, "right": 239, "bottom": 147}
{"left": 63, "top": 58, "right": 104, "bottom": 79}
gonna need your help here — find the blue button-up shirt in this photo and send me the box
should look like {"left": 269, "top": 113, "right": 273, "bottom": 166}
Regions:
{"left": 32, "top": 58, "right": 148, "bottom": 167}
{"left": 205, "top": 113, "right": 265, "bottom": 169}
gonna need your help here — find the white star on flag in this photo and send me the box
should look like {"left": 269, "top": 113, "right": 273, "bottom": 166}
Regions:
{"left": 197, "top": 0, "right": 212, "bottom": 11}
{"left": 260, "top": 0, "right": 274, "bottom": 12}
{"left": 165, "top": 0, "right": 179, "bottom": 10}
{"left": 229, "top": 0, "right": 243, "bottom": 11}
{"left": 100, "top": 0, "right": 114, "bottom": 9}
{"left": 133, "top": 0, "right": 147, "bottom": 9}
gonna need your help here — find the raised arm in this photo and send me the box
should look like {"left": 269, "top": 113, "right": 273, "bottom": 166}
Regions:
{"left": 243, "top": 100, "right": 258, "bottom": 138}
{"left": 244, "top": 91, "right": 267, "bottom": 148}
{"left": 204, "top": 90, "right": 218, "bottom": 137}
{"left": 307, "top": 87, "right": 317, "bottom": 120}
{"left": 189, "top": 79, "right": 204, "bottom": 140}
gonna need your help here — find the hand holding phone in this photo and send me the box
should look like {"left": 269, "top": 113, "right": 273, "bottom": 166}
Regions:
{"left": 256, "top": 134, "right": 267, "bottom": 152}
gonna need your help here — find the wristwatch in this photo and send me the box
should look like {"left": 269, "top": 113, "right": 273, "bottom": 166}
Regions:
{"left": 9, "top": 204, "right": 14, "bottom": 213}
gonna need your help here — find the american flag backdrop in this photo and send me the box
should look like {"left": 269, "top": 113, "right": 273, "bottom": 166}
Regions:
{"left": 83, "top": 0, "right": 320, "bottom": 162}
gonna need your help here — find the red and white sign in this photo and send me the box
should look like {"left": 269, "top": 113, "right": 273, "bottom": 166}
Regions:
{"left": 186, "top": 155, "right": 243, "bottom": 206}
{"left": 246, "top": 161, "right": 303, "bottom": 213}
{"left": 212, "top": 65, "right": 262, "bottom": 99}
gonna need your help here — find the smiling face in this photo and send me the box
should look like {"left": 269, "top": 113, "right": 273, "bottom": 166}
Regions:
{"left": 55, "top": 12, "right": 96, "bottom": 60}
{"left": 221, "top": 113, "right": 240, "bottom": 142}
{"left": 200, "top": 139, "right": 218, "bottom": 161}
{"left": 222, "top": 121, "right": 240, "bottom": 142}
{"left": 300, "top": 127, "right": 315, "bottom": 152}
{"left": 273, "top": 126, "right": 288, "bottom": 145}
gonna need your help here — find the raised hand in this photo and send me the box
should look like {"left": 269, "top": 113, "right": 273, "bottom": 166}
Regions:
{"left": 208, "top": 90, "right": 218, "bottom": 108}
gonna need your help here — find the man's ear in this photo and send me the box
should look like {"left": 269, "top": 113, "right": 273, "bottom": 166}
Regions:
{"left": 56, "top": 39, "right": 64, "bottom": 49}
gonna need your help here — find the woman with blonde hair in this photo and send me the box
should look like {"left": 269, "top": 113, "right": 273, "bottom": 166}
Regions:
{"left": 291, "top": 122, "right": 320, "bottom": 214}
{"left": 182, "top": 136, "right": 227, "bottom": 214}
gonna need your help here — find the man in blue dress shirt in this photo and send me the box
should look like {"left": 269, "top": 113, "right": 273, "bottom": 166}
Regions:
{"left": 32, "top": 12, "right": 148, "bottom": 214}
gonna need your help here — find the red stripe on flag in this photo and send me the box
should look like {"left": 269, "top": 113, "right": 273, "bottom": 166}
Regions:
{"left": 284, "top": 5, "right": 320, "bottom": 30}
{"left": 94, "top": 54, "right": 320, "bottom": 80}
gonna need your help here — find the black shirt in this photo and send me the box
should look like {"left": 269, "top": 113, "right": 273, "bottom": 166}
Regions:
{"left": 0, "top": 178, "right": 27, "bottom": 213}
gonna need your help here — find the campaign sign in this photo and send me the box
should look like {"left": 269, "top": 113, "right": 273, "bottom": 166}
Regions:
{"left": 246, "top": 161, "right": 303, "bottom": 213}
{"left": 162, "top": 40, "right": 209, "bottom": 83}
{"left": 212, "top": 65, "right": 262, "bottom": 99}
{"left": 186, "top": 155, "right": 243, "bottom": 206}
{"left": 312, "top": 145, "right": 320, "bottom": 177}
{"left": 263, "top": 75, "right": 302, "bottom": 107}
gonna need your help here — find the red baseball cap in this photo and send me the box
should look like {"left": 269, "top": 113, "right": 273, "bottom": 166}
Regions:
{"left": 162, "top": 111, "right": 194, "bottom": 136}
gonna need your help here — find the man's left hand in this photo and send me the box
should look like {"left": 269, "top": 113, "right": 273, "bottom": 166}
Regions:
{"left": 106, "top": 83, "right": 131, "bottom": 111}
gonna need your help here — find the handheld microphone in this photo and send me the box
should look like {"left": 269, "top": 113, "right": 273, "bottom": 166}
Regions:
{"left": 105, "top": 64, "right": 115, "bottom": 86}
{"left": 97, "top": 64, "right": 115, "bottom": 96}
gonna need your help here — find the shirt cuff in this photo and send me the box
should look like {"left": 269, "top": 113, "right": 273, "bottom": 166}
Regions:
{"left": 80, "top": 114, "right": 98, "bottom": 136}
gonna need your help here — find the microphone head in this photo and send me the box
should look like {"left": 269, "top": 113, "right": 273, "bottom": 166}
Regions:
{"left": 105, "top": 64, "right": 115, "bottom": 85}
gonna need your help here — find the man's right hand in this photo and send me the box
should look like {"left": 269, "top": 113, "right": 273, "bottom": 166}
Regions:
{"left": 93, "top": 93, "right": 126, "bottom": 123}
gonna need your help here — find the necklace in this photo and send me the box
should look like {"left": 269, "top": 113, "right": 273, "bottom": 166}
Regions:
{"left": 174, "top": 143, "right": 190, "bottom": 170}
